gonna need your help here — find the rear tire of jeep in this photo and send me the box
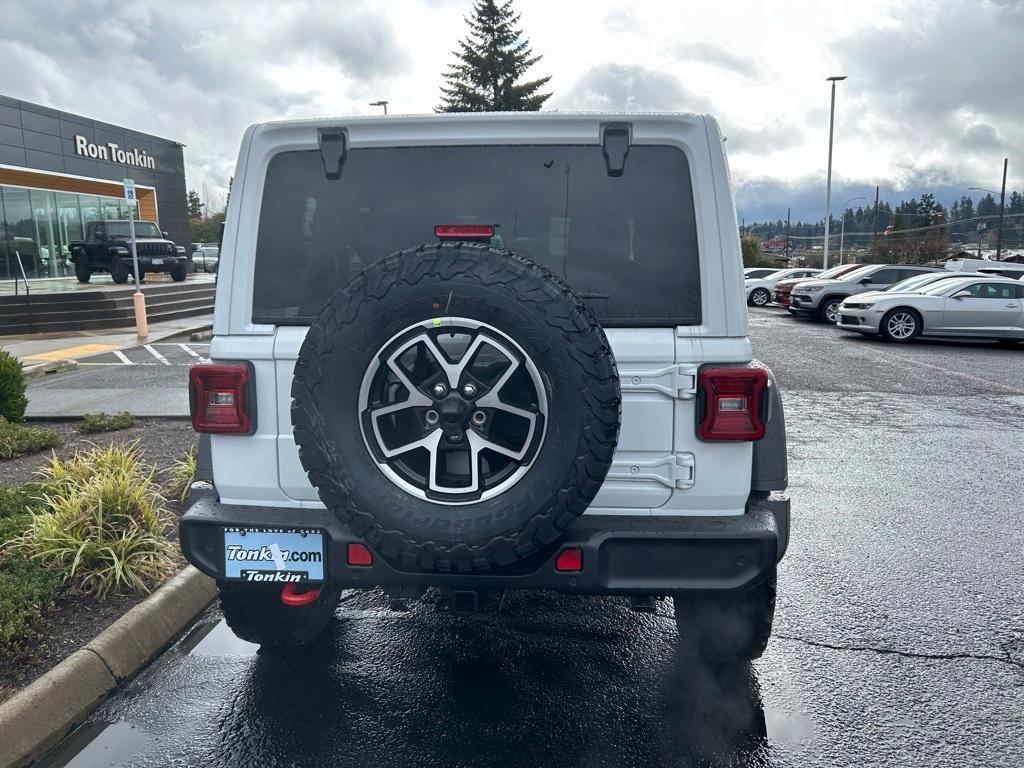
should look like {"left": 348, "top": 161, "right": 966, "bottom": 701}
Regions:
{"left": 110, "top": 260, "right": 130, "bottom": 284}
{"left": 217, "top": 582, "right": 341, "bottom": 646}
{"left": 673, "top": 573, "right": 776, "bottom": 661}
{"left": 292, "top": 242, "right": 621, "bottom": 573}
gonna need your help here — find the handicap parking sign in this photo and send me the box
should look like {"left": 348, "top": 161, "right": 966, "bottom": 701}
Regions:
{"left": 123, "top": 178, "right": 137, "bottom": 207}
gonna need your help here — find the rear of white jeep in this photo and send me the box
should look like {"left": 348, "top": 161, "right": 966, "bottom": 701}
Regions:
{"left": 180, "top": 113, "right": 790, "bottom": 660}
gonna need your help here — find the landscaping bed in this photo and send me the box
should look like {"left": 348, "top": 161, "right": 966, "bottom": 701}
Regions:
{"left": 0, "top": 418, "right": 195, "bottom": 701}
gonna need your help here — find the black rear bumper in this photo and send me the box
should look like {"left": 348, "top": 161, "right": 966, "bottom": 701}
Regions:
{"left": 179, "top": 486, "right": 789, "bottom": 595}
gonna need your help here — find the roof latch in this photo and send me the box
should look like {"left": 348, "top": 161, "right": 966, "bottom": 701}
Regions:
{"left": 601, "top": 123, "right": 631, "bottom": 177}
{"left": 318, "top": 128, "right": 347, "bottom": 180}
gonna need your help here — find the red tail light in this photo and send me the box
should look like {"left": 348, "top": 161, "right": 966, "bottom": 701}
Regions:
{"left": 434, "top": 224, "right": 495, "bottom": 239}
{"left": 189, "top": 363, "right": 255, "bottom": 434}
{"left": 698, "top": 366, "right": 768, "bottom": 441}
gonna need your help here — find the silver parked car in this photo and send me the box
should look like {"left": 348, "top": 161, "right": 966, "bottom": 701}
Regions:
{"left": 789, "top": 264, "right": 939, "bottom": 323}
{"left": 191, "top": 244, "right": 219, "bottom": 272}
{"left": 837, "top": 276, "right": 1024, "bottom": 344}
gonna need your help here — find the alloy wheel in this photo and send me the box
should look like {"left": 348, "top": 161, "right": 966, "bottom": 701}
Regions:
{"left": 358, "top": 318, "right": 548, "bottom": 504}
{"left": 886, "top": 312, "right": 917, "bottom": 340}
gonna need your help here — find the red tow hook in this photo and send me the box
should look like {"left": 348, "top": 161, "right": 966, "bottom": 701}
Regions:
{"left": 280, "top": 582, "right": 322, "bottom": 607}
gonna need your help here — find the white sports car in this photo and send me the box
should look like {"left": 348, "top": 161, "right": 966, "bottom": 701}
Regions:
{"left": 837, "top": 276, "right": 1024, "bottom": 344}
{"left": 745, "top": 267, "right": 820, "bottom": 306}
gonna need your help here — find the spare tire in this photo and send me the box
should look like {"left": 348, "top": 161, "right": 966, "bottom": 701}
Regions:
{"left": 292, "top": 242, "right": 620, "bottom": 572}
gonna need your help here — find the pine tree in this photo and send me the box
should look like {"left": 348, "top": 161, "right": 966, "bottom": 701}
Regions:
{"left": 437, "top": 0, "right": 551, "bottom": 113}
{"left": 186, "top": 190, "right": 203, "bottom": 218}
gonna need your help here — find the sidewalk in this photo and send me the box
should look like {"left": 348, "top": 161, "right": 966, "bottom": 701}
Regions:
{"left": 1, "top": 314, "right": 213, "bottom": 371}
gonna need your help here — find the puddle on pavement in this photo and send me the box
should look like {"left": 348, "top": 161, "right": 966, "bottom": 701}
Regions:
{"left": 177, "top": 618, "right": 259, "bottom": 657}
{"left": 34, "top": 720, "right": 152, "bottom": 768}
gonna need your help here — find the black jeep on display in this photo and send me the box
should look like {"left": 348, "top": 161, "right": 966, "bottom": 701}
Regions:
{"left": 69, "top": 220, "right": 189, "bottom": 284}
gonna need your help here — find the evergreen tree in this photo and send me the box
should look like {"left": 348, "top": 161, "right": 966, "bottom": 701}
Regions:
{"left": 186, "top": 190, "right": 203, "bottom": 218}
{"left": 437, "top": 0, "right": 551, "bottom": 113}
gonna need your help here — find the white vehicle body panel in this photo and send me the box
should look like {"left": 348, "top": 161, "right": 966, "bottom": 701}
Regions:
{"left": 210, "top": 113, "right": 755, "bottom": 516}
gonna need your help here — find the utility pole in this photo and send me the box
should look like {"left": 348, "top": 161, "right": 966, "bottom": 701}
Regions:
{"left": 784, "top": 207, "right": 791, "bottom": 262}
{"left": 996, "top": 157, "right": 1008, "bottom": 260}
{"left": 822, "top": 75, "right": 847, "bottom": 270}
{"left": 871, "top": 185, "right": 880, "bottom": 255}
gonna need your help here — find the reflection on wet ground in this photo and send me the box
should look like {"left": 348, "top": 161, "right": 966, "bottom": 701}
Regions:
{"left": 46, "top": 592, "right": 780, "bottom": 768}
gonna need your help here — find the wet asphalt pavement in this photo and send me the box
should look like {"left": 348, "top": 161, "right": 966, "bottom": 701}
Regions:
{"left": 38, "top": 309, "right": 1024, "bottom": 768}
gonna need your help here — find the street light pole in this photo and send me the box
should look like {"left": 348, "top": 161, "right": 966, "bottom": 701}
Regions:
{"left": 822, "top": 75, "right": 847, "bottom": 270}
{"left": 996, "top": 157, "right": 1008, "bottom": 260}
{"left": 784, "top": 207, "right": 791, "bottom": 262}
{"left": 369, "top": 100, "right": 389, "bottom": 115}
{"left": 839, "top": 195, "right": 868, "bottom": 264}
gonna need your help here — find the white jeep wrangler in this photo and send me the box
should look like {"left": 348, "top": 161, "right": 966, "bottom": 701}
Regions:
{"left": 180, "top": 112, "right": 790, "bottom": 660}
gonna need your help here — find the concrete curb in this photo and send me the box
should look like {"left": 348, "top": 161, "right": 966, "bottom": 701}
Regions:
{"left": 0, "top": 566, "right": 216, "bottom": 768}
{"left": 22, "top": 359, "right": 78, "bottom": 380}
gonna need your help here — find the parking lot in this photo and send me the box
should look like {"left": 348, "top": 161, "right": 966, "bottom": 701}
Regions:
{"left": 37, "top": 307, "right": 1024, "bottom": 768}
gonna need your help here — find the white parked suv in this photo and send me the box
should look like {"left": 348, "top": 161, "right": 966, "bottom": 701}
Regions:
{"left": 180, "top": 113, "right": 790, "bottom": 660}
{"left": 745, "top": 267, "right": 821, "bottom": 306}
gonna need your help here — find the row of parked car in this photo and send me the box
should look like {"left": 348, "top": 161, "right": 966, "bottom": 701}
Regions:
{"left": 744, "top": 260, "right": 1024, "bottom": 344}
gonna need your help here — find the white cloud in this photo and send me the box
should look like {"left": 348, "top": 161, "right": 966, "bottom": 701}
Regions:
{"left": 0, "top": 0, "right": 1016, "bottom": 221}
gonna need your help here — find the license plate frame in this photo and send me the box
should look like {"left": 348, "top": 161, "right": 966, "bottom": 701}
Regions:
{"left": 222, "top": 527, "right": 326, "bottom": 583}
{"left": 151, "top": 258, "right": 164, "bottom": 266}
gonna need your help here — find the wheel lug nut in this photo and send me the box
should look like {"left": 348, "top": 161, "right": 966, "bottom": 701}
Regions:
{"left": 432, "top": 383, "right": 447, "bottom": 398}
{"left": 461, "top": 383, "right": 477, "bottom": 398}
{"left": 424, "top": 410, "right": 439, "bottom": 425}
{"left": 472, "top": 410, "right": 486, "bottom": 426}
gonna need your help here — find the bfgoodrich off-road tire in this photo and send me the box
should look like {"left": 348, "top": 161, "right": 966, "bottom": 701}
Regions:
{"left": 674, "top": 573, "right": 777, "bottom": 661}
{"left": 74, "top": 261, "right": 91, "bottom": 283}
{"left": 292, "top": 242, "right": 621, "bottom": 573}
{"left": 110, "top": 259, "right": 130, "bottom": 284}
{"left": 218, "top": 582, "right": 341, "bottom": 646}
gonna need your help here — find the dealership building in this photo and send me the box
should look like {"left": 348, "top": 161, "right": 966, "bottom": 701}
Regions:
{"left": 0, "top": 94, "right": 187, "bottom": 282}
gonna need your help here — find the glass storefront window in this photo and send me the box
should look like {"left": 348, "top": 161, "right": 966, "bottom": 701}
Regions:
{"left": 0, "top": 185, "right": 156, "bottom": 281}
{"left": 80, "top": 195, "right": 102, "bottom": 229}
{"left": 30, "top": 189, "right": 63, "bottom": 277}
{"left": 56, "top": 192, "right": 84, "bottom": 247}
{"left": 100, "top": 196, "right": 121, "bottom": 219}
{"left": 1, "top": 187, "right": 36, "bottom": 279}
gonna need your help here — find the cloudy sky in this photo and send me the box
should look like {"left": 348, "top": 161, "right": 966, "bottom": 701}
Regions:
{"left": 2, "top": 0, "right": 1019, "bottom": 221}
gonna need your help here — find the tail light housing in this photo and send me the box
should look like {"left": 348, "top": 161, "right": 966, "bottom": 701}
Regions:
{"left": 697, "top": 366, "right": 769, "bottom": 441}
{"left": 189, "top": 363, "right": 256, "bottom": 434}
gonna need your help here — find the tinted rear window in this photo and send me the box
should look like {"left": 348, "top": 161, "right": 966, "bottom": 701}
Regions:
{"left": 252, "top": 144, "right": 700, "bottom": 326}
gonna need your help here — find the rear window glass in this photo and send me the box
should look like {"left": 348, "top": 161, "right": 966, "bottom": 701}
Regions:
{"left": 252, "top": 144, "right": 700, "bottom": 326}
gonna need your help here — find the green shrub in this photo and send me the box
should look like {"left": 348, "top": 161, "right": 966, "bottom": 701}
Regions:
{"left": 14, "top": 444, "right": 175, "bottom": 596}
{"left": 164, "top": 446, "right": 196, "bottom": 504}
{"left": 38, "top": 441, "right": 143, "bottom": 495}
{"left": 0, "top": 555, "right": 62, "bottom": 671}
{"left": 0, "top": 418, "right": 60, "bottom": 460}
{"left": 78, "top": 412, "right": 137, "bottom": 434}
{"left": 0, "top": 351, "right": 26, "bottom": 423}
{"left": 0, "top": 485, "right": 61, "bottom": 670}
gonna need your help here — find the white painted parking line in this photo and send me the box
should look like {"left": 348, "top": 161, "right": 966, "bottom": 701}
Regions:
{"left": 178, "top": 344, "right": 201, "bottom": 358}
{"left": 144, "top": 345, "right": 172, "bottom": 365}
{"left": 114, "top": 350, "right": 134, "bottom": 365}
